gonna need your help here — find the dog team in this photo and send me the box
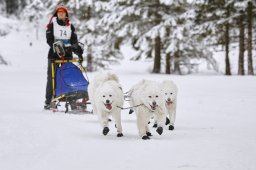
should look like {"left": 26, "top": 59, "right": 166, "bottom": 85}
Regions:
{"left": 88, "top": 72, "right": 178, "bottom": 140}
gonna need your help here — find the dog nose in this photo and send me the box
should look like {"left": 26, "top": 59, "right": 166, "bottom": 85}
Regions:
{"left": 106, "top": 100, "right": 110, "bottom": 104}
{"left": 167, "top": 98, "right": 171, "bottom": 102}
{"left": 152, "top": 101, "right": 156, "bottom": 106}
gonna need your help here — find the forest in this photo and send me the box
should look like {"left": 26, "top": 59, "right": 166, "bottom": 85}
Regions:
{"left": 1, "top": 0, "right": 256, "bottom": 75}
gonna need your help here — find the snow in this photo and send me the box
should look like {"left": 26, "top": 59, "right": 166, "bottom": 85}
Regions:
{"left": 1, "top": 22, "right": 256, "bottom": 170}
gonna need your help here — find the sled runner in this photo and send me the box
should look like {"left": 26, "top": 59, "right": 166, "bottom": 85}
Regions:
{"left": 50, "top": 41, "right": 90, "bottom": 113}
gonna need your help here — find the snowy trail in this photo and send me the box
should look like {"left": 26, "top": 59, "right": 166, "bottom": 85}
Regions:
{"left": 1, "top": 67, "right": 256, "bottom": 170}
{"left": 1, "top": 29, "right": 256, "bottom": 170}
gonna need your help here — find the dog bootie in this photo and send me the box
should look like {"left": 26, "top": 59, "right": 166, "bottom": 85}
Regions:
{"left": 117, "top": 133, "right": 123, "bottom": 137}
{"left": 142, "top": 135, "right": 150, "bottom": 140}
{"left": 165, "top": 117, "right": 170, "bottom": 125}
{"left": 146, "top": 132, "right": 152, "bottom": 136}
{"left": 103, "top": 127, "right": 110, "bottom": 135}
{"left": 169, "top": 125, "right": 174, "bottom": 130}
{"left": 156, "top": 127, "right": 163, "bottom": 135}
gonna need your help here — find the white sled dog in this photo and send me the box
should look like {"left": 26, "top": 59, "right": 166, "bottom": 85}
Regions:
{"left": 159, "top": 80, "right": 178, "bottom": 130}
{"left": 129, "top": 80, "right": 166, "bottom": 140}
{"left": 88, "top": 72, "right": 124, "bottom": 137}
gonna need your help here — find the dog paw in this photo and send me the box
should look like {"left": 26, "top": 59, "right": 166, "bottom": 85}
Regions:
{"left": 169, "top": 125, "right": 174, "bottom": 130}
{"left": 103, "top": 127, "right": 110, "bottom": 135}
{"left": 153, "top": 123, "right": 157, "bottom": 128}
{"left": 117, "top": 133, "right": 123, "bottom": 137}
{"left": 165, "top": 117, "right": 170, "bottom": 125}
{"left": 146, "top": 132, "right": 152, "bottom": 136}
{"left": 156, "top": 127, "right": 163, "bottom": 135}
{"left": 142, "top": 135, "right": 150, "bottom": 140}
{"left": 129, "top": 109, "right": 134, "bottom": 114}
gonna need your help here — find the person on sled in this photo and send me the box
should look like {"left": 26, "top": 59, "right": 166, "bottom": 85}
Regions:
{"left": 44, "top": 4, "right": 83, "bottom": 110}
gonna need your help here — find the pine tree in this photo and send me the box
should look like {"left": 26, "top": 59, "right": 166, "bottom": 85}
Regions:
{"left": 224, "top": 3, "right": 231, "bottom": 75}
{"left": 234, "top": 0, "right": 254, "bottom": 75}
{"left": 0, "top": 0, "right": 6, "bottom": 15}
{"left": 95, "top": 0, "right": 212, "bottom": 74}
{"left": 247, "top": 1, "right": 254, "bottom": 75}
{"left": 238, "top": 10, "right": 245, "bottom": 75}
{"left": 195, "top": 0, "right": 235, "bottom": 75}
{"left": 23, "top": 0, "right": 46, "bottom": 40}
{"left": 5, "top": 0, "right": 18, "bottom": 16}
{"left": 66, "top": 0, "right": 124, "bottom": 70}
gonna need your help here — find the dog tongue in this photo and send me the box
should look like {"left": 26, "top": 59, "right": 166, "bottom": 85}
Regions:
{"left": 106, "top": 104, "right": 112, "bottom": 110}
{"left": 167, "top": 101, "right": 173, "bottom": 105}
{"left": 151, "top": 105, "right": 156, "bottom": 110}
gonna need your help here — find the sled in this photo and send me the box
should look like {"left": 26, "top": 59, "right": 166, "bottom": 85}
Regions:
{"left": 50, "top": 41, "right": 90, "bottom": 113}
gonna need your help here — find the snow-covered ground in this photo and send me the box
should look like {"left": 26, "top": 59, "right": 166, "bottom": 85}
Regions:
{"left": 0, "top": 22, "right": 256, "bottom": 170}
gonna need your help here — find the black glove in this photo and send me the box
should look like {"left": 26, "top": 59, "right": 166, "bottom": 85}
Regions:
{"left": 65, "top": 46, "right": 73, "bottom": 54}
{"left": 71, "top": 43, "right": 83, "bottom": 56}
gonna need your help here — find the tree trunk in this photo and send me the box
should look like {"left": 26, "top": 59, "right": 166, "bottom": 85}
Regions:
{"left": 225, "top": 5, "right": 231, "bottom": 75}
{"left": 174, "top": 50, "right": 181, "bottom": 75}
{"left": 87, "top": 44, "right": 93, "bottom": 72}
{"left": 6, "top": 0, "right": 18, "bottom": 15}
{"left": 114, "top": 37, "right": 123, "bottom": 50}
{"left": 165, "top": 52, "right": 171, "bottom": 74}
{"left": 165, "top": 27, "right": 171, "bottom": 74}
{"left": 247, "top": 2, "right": 254, "bottom": 75}
{"left": 153, "top": 36, "right": 161, "bottom": 73}
{"left": 238, "top": 10, "right": 245, "bottom": 75}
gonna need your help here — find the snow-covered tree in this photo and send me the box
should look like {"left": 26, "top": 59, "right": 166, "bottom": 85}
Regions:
{"left": 23, "top": 0, "right": 46, "bottom": 40}
{"left": 194, "top": 0, "right": 236, "bottom": 75}
{"left": 0, "top": 0, "right": 6, "bottom": 15}
{"left": 195, "top": 0, "right": 256, "bottom": 75}
{"left": 246, "top": 1, "right": 255, "bottom": 75}
{"left": 65, "top": 0, "right": 123, "bottom": 71}
{"left": 95, "top": 0, "right": 216, "bottom": 74}
{"left": 236, "top": 0, "right": 256, "bottom": 75}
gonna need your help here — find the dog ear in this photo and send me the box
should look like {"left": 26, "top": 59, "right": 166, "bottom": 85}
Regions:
{"left": 107, "top": 72, "right": 119, "bottom": 82}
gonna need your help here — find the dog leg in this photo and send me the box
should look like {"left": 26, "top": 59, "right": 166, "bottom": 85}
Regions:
{"left": 136, "top": 111, "right": 148, "bottom": 139}
{"left": 99, "top": 111, "right": 110, "bottom": 135}
{"left": 100, "top": 113, "right": 109, "bottom": 127}
{"left": 145, "top": 123, "right": 152, "bottom": 136}
{"left": 154, "top": 111, "right": 165, "bottom": 135}
{"left": 137, "top": 118, "right": 147, "bottom": 138}
{"left": 137, "top": 109, "right": 152, "bottom": 140}
{"left": 112, "top": 110, "right": 123, "bottom": 137}
{"left": 153, "top": 116, "right": 158, "bottom": 128}
{"left": 168, "top": 109, "right": 176, "bottom": 130}
{"left": 152, "top": 115, "right": 157, "bottom": 128}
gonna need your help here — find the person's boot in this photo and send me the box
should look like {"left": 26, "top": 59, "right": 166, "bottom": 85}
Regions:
{"left": 44, "top": 103, "right": 51, "bottom": 110}
{"left": 44, "top": 102, "right": 56, "bottom": 110}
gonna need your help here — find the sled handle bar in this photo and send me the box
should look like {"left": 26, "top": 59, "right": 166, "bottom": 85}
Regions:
{"left": 52, "top": 59, "right": 80, "bottom": 63}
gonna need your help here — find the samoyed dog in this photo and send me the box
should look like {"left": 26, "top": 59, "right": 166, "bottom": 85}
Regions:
{"left": 129, "top": 80, "right": 166, "bottom": 140}
{"left": 88, "top": 72, "right": 124, "bottom": 137}
{"left": 159, "top": 80, "right": 178, "bottom": 130}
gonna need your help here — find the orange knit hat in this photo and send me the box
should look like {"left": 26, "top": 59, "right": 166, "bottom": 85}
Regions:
{"left": 46, "top": 4, "right": 70, "bottom": 28}
{"left": 55, "top": 4, "right": 68, "bottom": 15}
